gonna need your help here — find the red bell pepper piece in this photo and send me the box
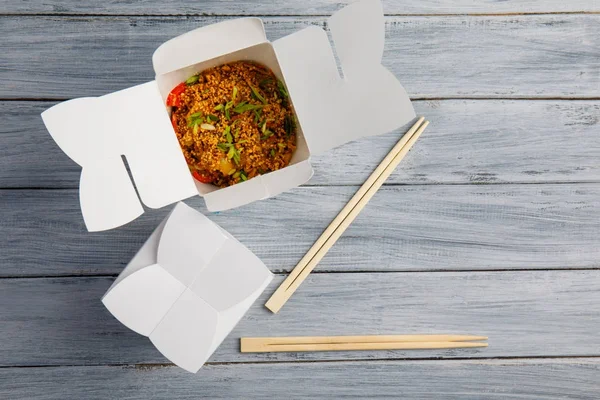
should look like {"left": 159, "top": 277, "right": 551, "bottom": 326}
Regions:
{"left": 171, "top": 114, "right": 178, "bottom": 131}
{"left": 192, "top": 170, "right": 214, "bottom": 184}
{"left": 166, "top": 82, "right": 186, "bottom": 107}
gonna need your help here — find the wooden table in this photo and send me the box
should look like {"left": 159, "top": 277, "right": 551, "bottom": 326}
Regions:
{"left": 1, "top": 1, "right": 599, "bottom": 398}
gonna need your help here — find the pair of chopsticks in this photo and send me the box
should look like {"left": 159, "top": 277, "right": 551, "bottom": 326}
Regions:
{"left": 241, "top": 334, "right": 488, "bottom": 353}
{"left": 265, "top": 117, "right": 429, "bottom": 313}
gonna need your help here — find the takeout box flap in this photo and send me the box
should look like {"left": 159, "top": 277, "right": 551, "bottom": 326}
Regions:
{"left": 41, "top": 82, "right": 198, "bottom": 231}
{"left": 207, "top": 275, "right": 272, "bottom": 357}
{"left": 105, "top": 214, "right": 168, "bottom": 292}
{"left": 101, "top": 263, "right": 186, "bottom": 336}
{"left": 153, "top": 18, "right": 267, "bottom": 76}
{"left": 203, "top": 177, "right": 268, "bottom": 212}
{"left": 189, "top": 238, "right": 273, "bottom": 311}
{"left": 101, "top": 202, "right": 273, "bottom": 372}
{"left": 157, "top": 201, "right": 228, "bottom": 287}
{"left": 261, "top": 159, "right": 314, "bottom": 198}
{"left": 150, "top": 265, "right": 272, "bottom": 373}
{"left": 272, "top": 0, "right": 415, "bottom": 155}
{"left": 149, "top": 289, "right": 218, "bottom": 373}
{"left": 202, "top": 160, "right": 313, "bottom": 212}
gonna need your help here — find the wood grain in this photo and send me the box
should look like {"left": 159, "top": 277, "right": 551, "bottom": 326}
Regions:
{"left": 3, "top": 100, "right": 599, "bottom": 189}
{"left": 1, "top": 0, "right": 598, "bottom": 16}
{"left": 2, "top": 184, "right": 600, "bottom": 277}
{"left": 1, "top": 271, "right": 599, "bottom": 366}
{"left": 1, "top": 2, "right": 599, "bottom": 396}
{"left": 2, "top": 359, "right": 600, "bottom": 399}
{"left": 1, "top": 15, "right": 599, "bottom": 99}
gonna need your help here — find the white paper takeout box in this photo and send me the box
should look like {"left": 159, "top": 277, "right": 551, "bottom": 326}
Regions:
{"left": 102, "top": 202, "right": 273, "bottom": 373}
{"left": 41, "top": 0, "right": 415, "bottom": 232}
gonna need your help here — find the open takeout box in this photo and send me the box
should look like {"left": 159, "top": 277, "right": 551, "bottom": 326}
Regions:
{"left": 102, "top": 202, "right": 273, "bottom": 373}
{"left": 41, "top": 0, "right": 415, "bottom": 232}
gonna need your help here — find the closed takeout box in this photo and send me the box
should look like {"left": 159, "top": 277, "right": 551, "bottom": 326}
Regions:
{"left": 41, "top": 0, "right": 415, "bottom": 232}
{"left": 102, "top": 202, "right": 273, "bottom": 373}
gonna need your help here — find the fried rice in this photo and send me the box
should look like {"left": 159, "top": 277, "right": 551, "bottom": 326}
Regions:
{"left": 168, "top": 61, "right": 297, "bottom": 187}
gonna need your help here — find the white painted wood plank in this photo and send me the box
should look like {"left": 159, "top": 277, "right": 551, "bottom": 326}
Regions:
{"left": 1, "top": 0, "right": 598, "bottom": 15}
{"left": 3, "top": 100, "right": 599, "bottom": 189}
{"left": 2, "top": 184, "right": 599, "bottom": 277}
{"left": 1, "top": 271, "right": 598, "bottom": 366}
{"left": 1, "top": 15, "right": 598, "bottom": 99}
{"left": 2, "top": 359, "right": 600, "bottom": 400}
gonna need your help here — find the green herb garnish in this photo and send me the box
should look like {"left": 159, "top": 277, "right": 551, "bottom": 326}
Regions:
{"left": 214, "top": 104, "right": 224, "bottom": 111}
{"left": 187, "top": 112, "right": 204, "bottom": 127}
{"left": 240, "top": 170, "right": 247, "bottom": 181}
{"left": 206, "top": 114, "right": 218, "bottom": 122}
{"left": 259, "top": 78, "right": 273, "bottom": 90}
{"left": 260, "top": 118, "right": 274, "bottom": 135}
{"left": 227, "top": 146, "right": 236, "bottom": 160}
{"left": 232, "top": 86, "right": 238, "bottom": 101}
{"left": 250, "top": 86, "right": 267, "bottom": 104}
{"left": 219, "top": 141, "right": 241, "bottom": 165}
{"left": 277, "top": 80, "right": 289, "bottom": 98}
{"left": 284, "top": 114, "right": 296, "bottom": 136}
{"left": 261, "top": 129, "right": 274, "bottom": 140}
{"left": 224, "top": 101, "right": 234, "bottom": 120}
{"left": 233, "top": 102, "right": 263, "bottom": 114}
{"left": 223, "top": 125, "right": 233, "bottom": 143}
{"left": 185, "top": 75, "right": 199, "bottom": 85}
{"left": 253, "top": 108, "right": 262, "bottom": 123}
{"left": 231, "top": 147, "right": 241, "bottom": 165}
{"left": 270, "top": 149, "right": 275, "bottom": 157}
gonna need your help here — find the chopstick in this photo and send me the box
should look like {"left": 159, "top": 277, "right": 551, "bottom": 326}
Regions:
{"left": 265, "top": 117, "right": 429, "bottom": 313}
{"left": 241, "top": 335, "right": 488, "bottom": 353}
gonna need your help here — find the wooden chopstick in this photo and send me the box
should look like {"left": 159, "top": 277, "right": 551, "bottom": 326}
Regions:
{"left": 243, "top": 335, "right": 488, "bottom": 345}
{"left": 265, "top": 117, "right": 429, "bottom": 313}
{"left": 242, "top": 342, "right": 488, "bottom": 353}
{"left": 241, "top": 335, "right": 488, "bottom": 353}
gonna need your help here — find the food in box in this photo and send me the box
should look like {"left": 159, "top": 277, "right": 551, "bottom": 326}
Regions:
{"left": 170, "top": 61, "right": 298, "bottom": 187}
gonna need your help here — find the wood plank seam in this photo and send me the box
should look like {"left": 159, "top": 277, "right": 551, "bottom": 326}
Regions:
{"left": 3, "top": 266, "right": 600, "bottom": 280}
{"left": 0, "top": 12, "right": 599, "bottom": 17}
{"left": 2, "top": 355, "right": 600, "bottom": 370}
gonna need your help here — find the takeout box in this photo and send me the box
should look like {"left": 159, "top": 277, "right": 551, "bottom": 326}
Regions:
{"left": 41, "top": 0, "right": 415, "bottom": 232}
{"left": 102, "top": 202, "right": 273, "bottom": 373}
